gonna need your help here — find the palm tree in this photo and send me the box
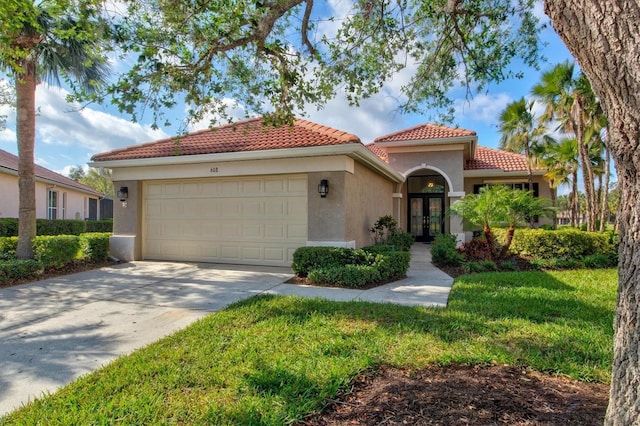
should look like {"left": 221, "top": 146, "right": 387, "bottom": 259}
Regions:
{"left": 535, "top": 137, "right": 580, "bottom": 228}
{"left": 498, "top": 97, "right": 546, "bottom": 190}
{"left": 531, "top": 62, "right": 604, "bottom": 232}
{"left": 2, "top": 5, "right": 109, "bottom": 258}
{"left": 449, "top": 185, "right": 551, "bottom": 261}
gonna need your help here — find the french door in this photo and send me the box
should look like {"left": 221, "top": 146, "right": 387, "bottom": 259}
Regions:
{"left": 409, "top": 194, "right": 444, "bottom": 242}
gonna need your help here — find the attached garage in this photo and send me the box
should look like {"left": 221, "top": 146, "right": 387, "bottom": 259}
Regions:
{"left": 143, "top": 174, "right": 307, "bottom": 266}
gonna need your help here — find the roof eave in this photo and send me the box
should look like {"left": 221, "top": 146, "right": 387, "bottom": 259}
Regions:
{"left": 464, "top": 169, "right": 547, "bottom": 178}
{"left": 90, "top": 144, "right": 405, "bottom": 183}
{"left": 374, "top": 135, "right": 477, "bottom": 148}
{"left": 1, "top": 166, "right": 103, "bottom": 197}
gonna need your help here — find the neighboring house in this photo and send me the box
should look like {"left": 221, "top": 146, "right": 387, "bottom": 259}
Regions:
{"left": 0, "top": 149, "right": 107, "bottom": 220}
{"left": 90, "top": 118, "right": 550, "bottom": 266}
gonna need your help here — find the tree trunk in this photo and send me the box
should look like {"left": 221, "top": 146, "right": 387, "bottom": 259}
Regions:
{"left": 16, "top": 58, "right": 37, "bottom": 259}
{"left": 571, "top": 170, "right": 579, "bottom": 228}
{"left": 544, "top": 1, "right": 640, "bottom": 424}
{"left": 573, "top": 96, "right": 597, "bottom": 231}
{"left": 499, "top": 226, "right": 515, "bottom": 259}
{"left": 600, "top": 136, "right": 611, "bottom": 232}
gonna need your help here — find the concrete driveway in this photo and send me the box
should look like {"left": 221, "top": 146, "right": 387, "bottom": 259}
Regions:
{"left": 0, "top": 245, "right": 452, "bottom": 416}
{"left": 0, "top": 261, "right": 294, "bottom": 416}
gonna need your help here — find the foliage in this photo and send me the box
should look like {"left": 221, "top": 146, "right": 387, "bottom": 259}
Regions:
{"left": 32, "top": 235, "right": 81, "bottom": 268}
{"left": 1, "top": 269, "right": 616, "bottom": 423}
{"left": 458, "top": 238, "right": 495, "bottom": 262}
{"left": 79, "top": 232, "right": 111, "bottom": 262}
{"left": 0, "top": 219, "right": 113, "bottom": 237}
{"left": 292, "top": 246, "right": 410, "bottom": 287}
{"left": 0, "top": 236, "right": 18, "bottom": 258}
{"left": 92, "top": 0, "right": 543, "bottom": 128}
{"left": 79, "top": 168, "right": 115, "bottom": 199}
{"left": 494, "top": 228, "right": 616, "bottom": 261}
{"left": 430, "top": 233, "right": 463, "bottom": 266}
{"left": 0, "top": 259, "right": 42, "bottom": 284}
{"left": 369, "top": 215, "right": 414, "bottom": 251}
{"left": 462, "top": 260, "right": 498, "bottom": 274}
{"left": 36, "top": 219, "right": 86, "bottom": 236}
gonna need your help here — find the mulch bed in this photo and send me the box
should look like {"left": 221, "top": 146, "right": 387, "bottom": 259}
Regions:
{"left": 301, "top": 364, "right": 609, "bottom": 425}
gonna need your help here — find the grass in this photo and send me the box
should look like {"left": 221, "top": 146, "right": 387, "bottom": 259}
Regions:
{"left": 1, "top": 268, "right": 617, "bottom": 425}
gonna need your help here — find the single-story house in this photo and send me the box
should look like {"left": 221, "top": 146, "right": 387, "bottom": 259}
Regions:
{"left": 0, "top": 148, "right": 107, "bottom": 220}
{"left": 90, "top": 118, "right": 551, "bottom": 266}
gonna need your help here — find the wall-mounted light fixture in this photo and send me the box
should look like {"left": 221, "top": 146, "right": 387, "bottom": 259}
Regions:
{"left": 117, "top": 186, "right": 128, "bottom": 207}
{"left": 318, "top": 179, "right": 329, "bottom": 198}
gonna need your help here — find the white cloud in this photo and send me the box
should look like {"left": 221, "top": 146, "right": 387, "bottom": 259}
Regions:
{"left": 186, "top": 98, "right": 250, "bottom": 132}
{"left": 33, "top": 85, "right": 169, "bottom": 153}
{"left": 454, "top": 93, "right": 513, "bottom": 124}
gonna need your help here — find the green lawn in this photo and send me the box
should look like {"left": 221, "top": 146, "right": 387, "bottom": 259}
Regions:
{"left": 1, "top": 269, "right": 617, "bottom": 425}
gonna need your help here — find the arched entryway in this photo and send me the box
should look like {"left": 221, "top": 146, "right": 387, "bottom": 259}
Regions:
{"left": 407, "top": 174, "right": 446, "bottom": 243}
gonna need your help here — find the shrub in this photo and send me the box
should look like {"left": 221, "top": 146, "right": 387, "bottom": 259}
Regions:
{"left": 293, "top": 246, "right": 410, "bottom": 287}
{"left": 0, "top": 259, "right": 43, "bottom": 284}
{"left": 0, "top": 237, "right": 19, "bottom": 259}
{"left": 362, "top": 245, "right": 395, "bottom": 254}
{"left": 582, "top": 253, "right": 616, "bottom": 268}
{"left": 0, "top": 218, "right": 19, "bottom": 237}
{"left": 387, "top": 232, "right": 415, "bottom": 251}
{"left": 459, "top": 238, "right": 494, "bottom": 261}
{"left": 85, "top": 220, "right": 113, "bottom": 233}
{"left": 33, "top": 235, "right": 81, "bottom": 268}
{"left": 431, "top": 234, "right": 463, "bottom": 266}
{"left": 496, "top": 228, "right": 615, "bottom": 260}
{"left": 37, "top": 220, "right": 86, "bottom": 236}
{"left": 500, "top": 260, "right": 518, "bottom": 271}
{"left": 308, "top": 264, "right": 381, "bottom": 288}
{"left": 292, "top": 247, "right": 371, "bottom": 277}
{"left": 80, "top": 233, "right": 111, "bottom": 262}
{"left": 479, "top": 260, "right": 498, "bottom": 271}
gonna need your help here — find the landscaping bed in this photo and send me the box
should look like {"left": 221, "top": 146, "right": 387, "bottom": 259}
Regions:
{"left": 303, "top": 364, "right": 608, "bottom": 425}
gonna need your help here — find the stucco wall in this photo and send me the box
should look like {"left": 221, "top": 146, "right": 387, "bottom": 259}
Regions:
{"left": 111, "top": 180, "right": 142, "bottom": 260}
{"left": 0, "top": 172, "right": 93, "bottom": 219}
{"left": 307, "top": 171, "right": 346, "bottom": 243}
{"left": 387, "top": 150, "right": 465, "bottom": 192}
{"left": 344, "top": 162, "right": 394, "bottom": 247}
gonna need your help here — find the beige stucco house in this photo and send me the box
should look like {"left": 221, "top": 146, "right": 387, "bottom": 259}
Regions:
{"left": 90, "top": 118, "right": 550, "bottom": 266}
{"left": 0, "top": 149, "right": 105, "bottom": 220}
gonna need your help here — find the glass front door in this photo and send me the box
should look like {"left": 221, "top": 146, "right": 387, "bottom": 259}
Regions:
{"left": 408, "top": 195, "right": 444, "bottom": 242}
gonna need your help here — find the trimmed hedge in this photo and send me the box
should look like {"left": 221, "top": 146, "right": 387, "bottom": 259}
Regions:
{"left": 0, "top": 219, "right": 113, "bottom": 237}
{"left": 0, "top": 237, "right": 18, "bottom": 259}
{"left": 493, "top": 228, "right": 617, "bottom": 260}
{"left": 33, "top": 235, "right": 81, "bottom": 268}
{"left": 79, "top": 233, "right": 111, "bottom": 262}
{"left": 292, "top": 246, "right": 410, "bottom": 288}
{"left": 0, "top": 259, "right": 42, "bottom": 284}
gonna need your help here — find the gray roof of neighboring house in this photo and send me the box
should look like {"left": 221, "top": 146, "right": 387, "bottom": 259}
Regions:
{"left": 0, "top": 149, "right": 104, "bottom": 197}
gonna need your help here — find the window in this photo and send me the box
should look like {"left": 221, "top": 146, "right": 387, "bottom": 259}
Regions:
{"left": 62, "top": 192, "right": 67, "bottom": 219}
{"left": 408, "top": 175, "right": 445, "bottom": 194}
{"left": 47, "top": 190, "right": 58, "bottom": 220}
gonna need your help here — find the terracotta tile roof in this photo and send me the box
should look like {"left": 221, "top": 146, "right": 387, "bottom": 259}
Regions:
{"left": 374, "top": 123, "right": 476, "bottom": 143}
{"left": 0, "top": 149, "right": 103, "bottom": 196}
{"left": 92, "top": 117, "right": 361, "bottom": 162}
{"left": 466, "top": 146, "right": 538, "bottom": 172}
{"left": 366, "top": 143, "right": 388, "bottom": 163}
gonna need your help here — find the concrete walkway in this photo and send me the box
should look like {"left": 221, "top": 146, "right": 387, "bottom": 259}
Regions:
{"left": 0, "top": 244, "right": 452, "bottom": 416}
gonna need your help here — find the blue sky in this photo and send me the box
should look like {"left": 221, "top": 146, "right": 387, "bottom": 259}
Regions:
{"left": 0, "top": 1, "right": 575, "bottom": 181}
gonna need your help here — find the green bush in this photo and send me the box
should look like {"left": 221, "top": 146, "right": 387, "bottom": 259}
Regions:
{"left": 85, "top": 220, "right": 113, "bottom": 233}
{"left": 308, "top": 264, "right": 381, "bottom": 288}
{"left": 582, "top": 253, "right": 617, "bottom": 268}
{"left": 291, "top": 247, "right": 371, "bottom": 277}
{"left": 431, "top": 234, "right": 463, "bottom": 266}
{"left": 80, "top": 233, "right": 111, "bottom": 262}
{"left": 0, "top": 219, "right": 113, "bottom": 237}
{"left": 0, "top": 259, "right": 43, "bottom": 284}
{"left": 293, "top": 246, "right": 411, "bottom": 287}
{"left": 387, "top": 232, "right": 415, "bottom": 251}
{"left": 362, "top": 245, "right": 395, "bottom": 254}
{"left": 0, "top": 218, "right": 19, "bottom": 237}
{"left": 33, "top": 235, "right": 81, "bottom": 268}
{"left": 0, "top": 236, "right": 19, "bottom": 259}
{"left": 494, "top": 228, "right": 616, "bottom": 260}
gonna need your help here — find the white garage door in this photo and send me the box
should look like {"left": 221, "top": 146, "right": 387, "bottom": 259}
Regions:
{"left": 143, "top": 174, "right": 307, "bottom": 266}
